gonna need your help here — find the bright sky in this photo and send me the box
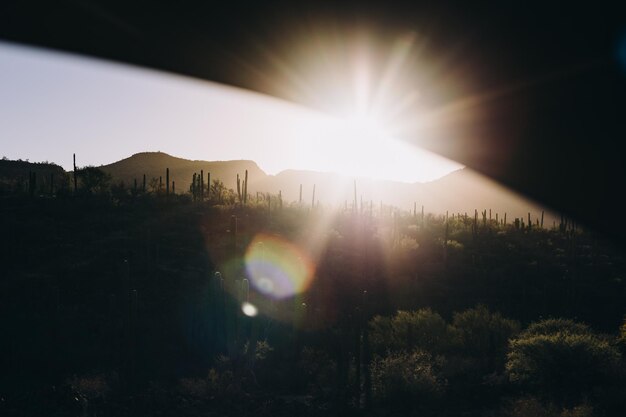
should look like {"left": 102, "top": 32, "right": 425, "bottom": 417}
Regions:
{"left": 0, "top": 41, "right": 462, "bottom": 183}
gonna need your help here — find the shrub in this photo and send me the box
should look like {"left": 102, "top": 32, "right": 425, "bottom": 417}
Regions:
{"left": 503, "top": 397, "right": 595, "bottom": 417}
{"left": 370, "top": 350, "right": 445, "bottom": 408}
{"left": 506, "top": 318, "right": 621, "bottom": 406}
{"left": 369, "top": 309, "right": 455, "bottom": 355}
{"left": 452, "top": 305, "right": 520, "bottom": 372}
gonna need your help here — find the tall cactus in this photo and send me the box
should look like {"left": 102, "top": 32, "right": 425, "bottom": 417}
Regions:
{"left": 243, "top": 169, "right": 248, "bottom": 206}
{"left": 200, "top": 170, "right": 204, "bottom": 201}
{"left": 166, "top": 168, "right": 169, "bottom": 196}
{"left": 192, "top": 173, "right": 197, "bottom": 200}
{"left": 237, "top": 174, "right": 241, "bottom": 203}
{"left": 73, "top": 153, "right": 77, "bottom": 193}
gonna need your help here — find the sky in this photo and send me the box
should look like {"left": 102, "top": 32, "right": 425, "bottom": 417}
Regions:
{"left": 0, "top": 41, "right": 462, "bottom": 183}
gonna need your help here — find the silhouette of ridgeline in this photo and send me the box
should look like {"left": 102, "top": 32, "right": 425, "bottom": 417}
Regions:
{"left": 0, "top": 152, "right": 557, "bottom": 225}
{"left": 0, "top": 158, "right": 67, "bottom": 195}
{"left": 100, "top": 151, "right": 265, "bottom": 192}
{"left": 102, "top": 152, "right": 556, "bottom": 224}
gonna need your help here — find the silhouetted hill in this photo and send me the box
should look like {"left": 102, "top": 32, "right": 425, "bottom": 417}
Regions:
{"left": 0, "top": 158, "right": 68, "bottom": 195}
{"left": 100, "top": 152, "right": 267, "bottom": 192}
{"left": 98, "top": 152, "right": 555, "bottom": 223}
{"left": 1, "top": 152, "right": 556, "bottom": 224}
{"left": 257, "top": 167, "right": 556, "bottom": 225}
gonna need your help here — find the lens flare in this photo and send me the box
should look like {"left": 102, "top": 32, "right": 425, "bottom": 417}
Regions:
{"left": 244, "top": 234, "right": 315, "bottom": 299}
{"left": 241, "top": 302, "right": 258, "bottom": 317}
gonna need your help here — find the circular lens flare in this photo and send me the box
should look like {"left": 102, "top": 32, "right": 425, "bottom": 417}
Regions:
{"left": 242, "top": 302, "right": 258, "bottom": 317}
{"left": 244, "top": 234, "right": 315, "bottom": 299}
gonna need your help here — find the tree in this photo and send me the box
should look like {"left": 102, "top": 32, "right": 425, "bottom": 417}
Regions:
{"left": 76, "top": 166, "right": 111, "bottom": 194}
{"left": 451, "top": 305, "right": 520, "bottom": 373}
{"left": 369, "top": 309, "right": 455, "bottom": 356}
{"left": 506, "top": 318, "right": 621, "bottom": 407}
{"left": 210, "top": 179, "right": 226, "bottom": 204}
{"left": 370, "top": 350, "right": 445, "bottom": 408}
{"left": 148, "top": 177, "right": 160, "bottom": 194}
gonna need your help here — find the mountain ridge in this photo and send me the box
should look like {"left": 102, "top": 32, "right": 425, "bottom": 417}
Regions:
{"left": 1, "top": 152, "right": 557, "bottom": 224}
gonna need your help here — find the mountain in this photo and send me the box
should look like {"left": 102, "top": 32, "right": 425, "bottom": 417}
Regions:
{"left": 99, "top": 152, "right": 266, "bottom": 192}
{"left": 100, "top": 152, "right": 555, "bottom": 225}
{"left": 255, "top": 167, "right": 556, "bottom": 225}
{"left": 1, "top": 152, "right": 557, "bottom": 225}
{"left": 0, "top": 158, "right": 68, "bottom": 195}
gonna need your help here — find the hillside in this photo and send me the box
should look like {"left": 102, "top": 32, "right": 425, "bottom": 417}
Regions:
{"left": 99, "top": 151, "right": 267, "bottom": 192}
{"left": 1, "top": 152, "right": 557, "bottom": 224}
{"left": 0, "top": 158, "right": 68, "bottom": 195}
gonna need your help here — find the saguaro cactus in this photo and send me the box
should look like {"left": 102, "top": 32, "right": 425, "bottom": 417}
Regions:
{"left": 200, "top": 170, "right": 204, "bottom": 201}
{"left": 192, "top": 173, "right": 197, "bottom": 200}
{"left": 237, "top": 174, "right": 241, "bottom": 203}
{"left": 166, "top": 168, "right": 170, "bottom": 196}
{"left": 243, "top": 170, "right": 248, "bottom": 205}
{"left": 73, "top": 153, "right": 77, "bottom": 193}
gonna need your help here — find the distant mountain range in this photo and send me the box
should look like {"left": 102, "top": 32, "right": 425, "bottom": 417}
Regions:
{"left": 1, "top": 152, "right": 557, "bottom": 225}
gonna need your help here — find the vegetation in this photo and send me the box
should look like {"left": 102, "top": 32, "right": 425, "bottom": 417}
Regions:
{"left": 0, "top": 157, "right": 625, "bottom": 416}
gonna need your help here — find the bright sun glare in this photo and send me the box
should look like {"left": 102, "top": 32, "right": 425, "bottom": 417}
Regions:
{"left": 278, "top": 30, "right": 464, "bottom": 183}
{"left": 0, "top": 40, "right": 463, "bottom": 183}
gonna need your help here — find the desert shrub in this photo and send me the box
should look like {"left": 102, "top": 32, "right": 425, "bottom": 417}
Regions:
{"left": 451, "top": 305, "right": 520, "bottom": 372}
{"left": 560, "top": 403, "right": 595, "bottom": 417}
{"left": 370, "top": 350, "right": 445, "bottom": 408}
{"left": 505, "top": 396, "right": 556, "bottom": 417}
{"left": 369, "top": 309, "right": 455, "bottom": 355}
{"left": 522, "top": 318, "right": 590, "bottom": 337}
{"left": 507, "top": 318, "right": 621, "bottom": 406}
{"left": 503, "top": 396, "right": 595, "bottom": 417}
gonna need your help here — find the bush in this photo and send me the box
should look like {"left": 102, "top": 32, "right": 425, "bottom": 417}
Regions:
{"left": 369, "top": 309, "right": 455, "bottom": 355}
{"left": 503, "top": 397, "right": 595, "bottom": 417}
{"left": 451, "top": 305, "right": 520, "bottom": 372}
{"left": 370, "top": 350, "right": 445, "bottom": 408}
{"left": 506, "top": 318, "right": 621, "bottom": 406}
